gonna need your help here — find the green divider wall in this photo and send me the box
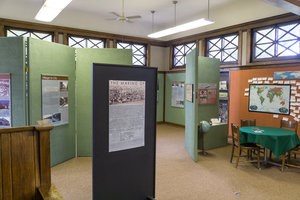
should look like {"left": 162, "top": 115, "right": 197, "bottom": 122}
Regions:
{"left": 164, "top": 72, "right": 185, "bottom": 125}
{"left": 165, "top": 72, "right": 185, "bottom": 125}
{"left": 198, "top": 57, "right": 220, "bottom": 121}
{"left": 156, "top": 72, "right": 164, "bottom": 122}
{"left": 28, "top": 38, "right": 76, "bottom": 166}
{"left": 185, "top": 49, "right": 199, "bottom": 162}
{"left": 0, "top": 37, "right": 26, "bottom": 127}
{"left": 76, "top": 48, "right": 132, "bottom": 156}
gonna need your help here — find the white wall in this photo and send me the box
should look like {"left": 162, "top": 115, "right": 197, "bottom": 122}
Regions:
{"left": 150, "top": 46, "right": 170, "bottom": 71}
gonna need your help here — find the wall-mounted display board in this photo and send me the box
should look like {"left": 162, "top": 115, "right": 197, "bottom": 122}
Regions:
{"left": 171, "top": 81, "right": 184, "bottom": 108}
{"left": 42, "top": 75, "right": 69, "bottom": 126}
{"left": 28, "top": 38, "right": 76, "bottom": 166}
{"left": 0, "top": 74, "right": 11, "bottom": 127}
{"left": 93, "top": 63, "right": 157, "bottom": 200}
{"left": 249, "top": 84, "right": 291, "bottom": 114}
{"left": 0, "top": 37, "right": 26, "bottom": 127}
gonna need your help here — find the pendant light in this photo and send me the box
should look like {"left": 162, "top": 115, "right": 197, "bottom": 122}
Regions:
{"left": 148, "top": 0, "right": 214, "bottom": 39}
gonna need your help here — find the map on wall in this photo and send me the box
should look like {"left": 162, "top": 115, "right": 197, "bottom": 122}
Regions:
{"left": 249, "top": 84, "right": 291, "bottom": 114}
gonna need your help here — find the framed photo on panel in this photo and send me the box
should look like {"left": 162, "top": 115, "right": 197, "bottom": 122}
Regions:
{"left": 0, "top": 74, "right": 11, "bottom": 127}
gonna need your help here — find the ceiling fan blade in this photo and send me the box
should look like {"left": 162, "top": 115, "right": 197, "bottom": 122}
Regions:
{"left": 105, "top": 17, "right": 118, "bottom": 21}
{"left": 110, "top": 12, "right": 121, "bottom": 17}
{"left": 126, "top": 20, "right": 134, "bottom": 23}
{"left": 126, "top": 15, "right": 141, "bottom": 19}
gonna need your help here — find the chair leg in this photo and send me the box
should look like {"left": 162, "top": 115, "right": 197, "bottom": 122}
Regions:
{"left": 235, "top": 149, "right": 241, "bottom": 168}
{"left": 230, "top": 145, "right": 235, "bottom": 163}
{"left": 269, "top": 150, "right": 273, "bottom": 160}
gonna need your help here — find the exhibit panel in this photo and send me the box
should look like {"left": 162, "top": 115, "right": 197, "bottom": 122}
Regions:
{"left": 197, "top": 57, "right": 220, "bottom": 122}
{"left": 76, "top": 48, "right": 132, "bottom": 156}
{"left": 185, "top": 49, "right": 199, "bottom": 162}
{"left": 164, "top": 72, "right": 186, "bottom": 125}
{"left": 93, "top": 64, "right": 157, "bottom": 200}
{"left": 28, "top": 38, "right": 76, "bottom": 166}
{"left": 0, "top": 37, "right": 26, "bottom": 127}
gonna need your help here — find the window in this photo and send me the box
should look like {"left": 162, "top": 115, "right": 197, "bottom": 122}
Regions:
{"left": 173, "top": 42, "right": 196, "bottom": 68}
{"left": 6, "top": 28, "right": 53, "bottom": 42}
{"left": 252, "top": 21, "right": 300, "bottom": 61}
{"left": 116, "top": 41, "right": 147, "bottom": 66}
{"left": 68, "top": 36, "right": 104, "bottom": 48}
{"left": 206, "top": 33, "right": 239, "bottom": 64}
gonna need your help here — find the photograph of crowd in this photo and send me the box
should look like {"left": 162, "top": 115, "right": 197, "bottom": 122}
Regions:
{"left": 109, "top": 80, "right": 145, "bottom": 105}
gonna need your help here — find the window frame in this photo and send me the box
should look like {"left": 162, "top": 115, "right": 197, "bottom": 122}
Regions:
{"left": 171, "top": 41, "right": 197, "bottom": 69}
{"left": 251, "top": 20, "right": 300, "bottom": 63}
{"left": 5, "top": 27, "right": 54, "bottom": 42}
{"left": 67, "top": 34, "right": 106, "bottom": 49}
{"left": 116, "top": 40, "right": 148, "bottom": 66}
{"left": 205, "top": 32, "right": 239, "bottom": 65}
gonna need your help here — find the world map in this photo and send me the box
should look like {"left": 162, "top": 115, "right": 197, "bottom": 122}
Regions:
{"left": 249, "top": 85, "right": 290, "bottom": 114}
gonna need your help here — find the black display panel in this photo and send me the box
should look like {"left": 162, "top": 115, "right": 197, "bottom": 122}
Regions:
{"left": 92, "top": 63, "right": 157, "bottom": 200}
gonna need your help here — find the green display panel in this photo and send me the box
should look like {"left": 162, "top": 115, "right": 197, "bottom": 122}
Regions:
{"left": 185, "top": 52, "right": 220, "bottom": 162}
{"left": 76, "top": 48, "right": 132, "bottom": 156}
{"left": 156, "top": 72, "right": 164, "bottom": 122}
{"left": 164, "top": 72, "right": 185, "bottom": 125}
{"left": 198, "top": 57, "right": 220, "bottom": 122}
{"left": 0, "top": 37, "right": 26, "bottom": 127}
{"left": 28, "top": 38, "right": 76, "bottom": 166}
{"left": 185, "top": 49, "right": 199, "bottom": 162}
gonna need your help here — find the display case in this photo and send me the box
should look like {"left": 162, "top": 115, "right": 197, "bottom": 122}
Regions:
{"left": 219, "top": 70, "right": 229, "bottom": 123}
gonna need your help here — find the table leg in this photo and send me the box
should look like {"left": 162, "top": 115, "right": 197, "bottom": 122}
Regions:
{"left": 261, "top": 148, "right": 282, "bottom": 168}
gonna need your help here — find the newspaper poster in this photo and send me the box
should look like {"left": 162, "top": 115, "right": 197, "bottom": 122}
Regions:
{"left": 42, "top": 75, "right": 69, "bottom": 126}
{"left": 0, "top": 74, "right": 11, "bottom": 127}
{"left": 109, "top": 80, "right": 145, "bottom": 152}
{"left": 198, "top": 83, "right": 217, "bottom": 104}
{"left": 171, "top": 81, "right": 184, "bottom": 108}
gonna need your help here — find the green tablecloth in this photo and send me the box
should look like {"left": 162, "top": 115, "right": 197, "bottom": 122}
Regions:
{"left": 239, "top": 126, "right": 300, "bottom": 158}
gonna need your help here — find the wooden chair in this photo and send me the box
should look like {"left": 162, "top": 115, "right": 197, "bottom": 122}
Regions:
{"left": 230, "top": 123, "right": 261, "bottom": 169}
{"left": 240, "top": 119, "right": 265, "bottom": 156}
{"left": 240, "top": 119, "right": 256, "bottom": 127}
{"left": 280, "top": 120, "right": 300, "bottom": 171}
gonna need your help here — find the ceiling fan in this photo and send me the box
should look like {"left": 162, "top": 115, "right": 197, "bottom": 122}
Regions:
{"left": 108, "top": 0, "right": 141, "bottom": 23}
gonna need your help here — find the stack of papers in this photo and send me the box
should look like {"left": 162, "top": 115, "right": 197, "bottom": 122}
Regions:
{"left": 252, "top": 128, "right": 264, "bottom": 133}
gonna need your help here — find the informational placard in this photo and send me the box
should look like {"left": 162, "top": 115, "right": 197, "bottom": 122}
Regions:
{"left": 0, "top": 74, "right": 11, "bottom": 127}
{"left": 249, "top": 84, "right": 291, "bottom": 114}
{"left": 109, "top": 80, "right": 145, "bottom": 152}
{"left": 185, "top": 84, "right": 193, "bottom": 102}
{"left": 198, "top": 83, "right": 217, "bottom": 105}
{"left": 42, "top": 75, "right": 69, "bottom": 126}
{"left": 171, "top": 81, "right": 184, "bottom": 108}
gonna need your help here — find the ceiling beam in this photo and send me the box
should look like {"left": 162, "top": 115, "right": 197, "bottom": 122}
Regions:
{"left": 263, "top": 0, "right": 300, "bottom": 15}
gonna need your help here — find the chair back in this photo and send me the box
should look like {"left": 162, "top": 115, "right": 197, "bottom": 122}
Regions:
{"left": 280, "top": 120, "right": 298, "bottom": 133}
{"left": 231, "top": 123, "right": 241, "bottom": 148}
{"left": 241, "top": 119, "right": 256, "bottom": 127}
